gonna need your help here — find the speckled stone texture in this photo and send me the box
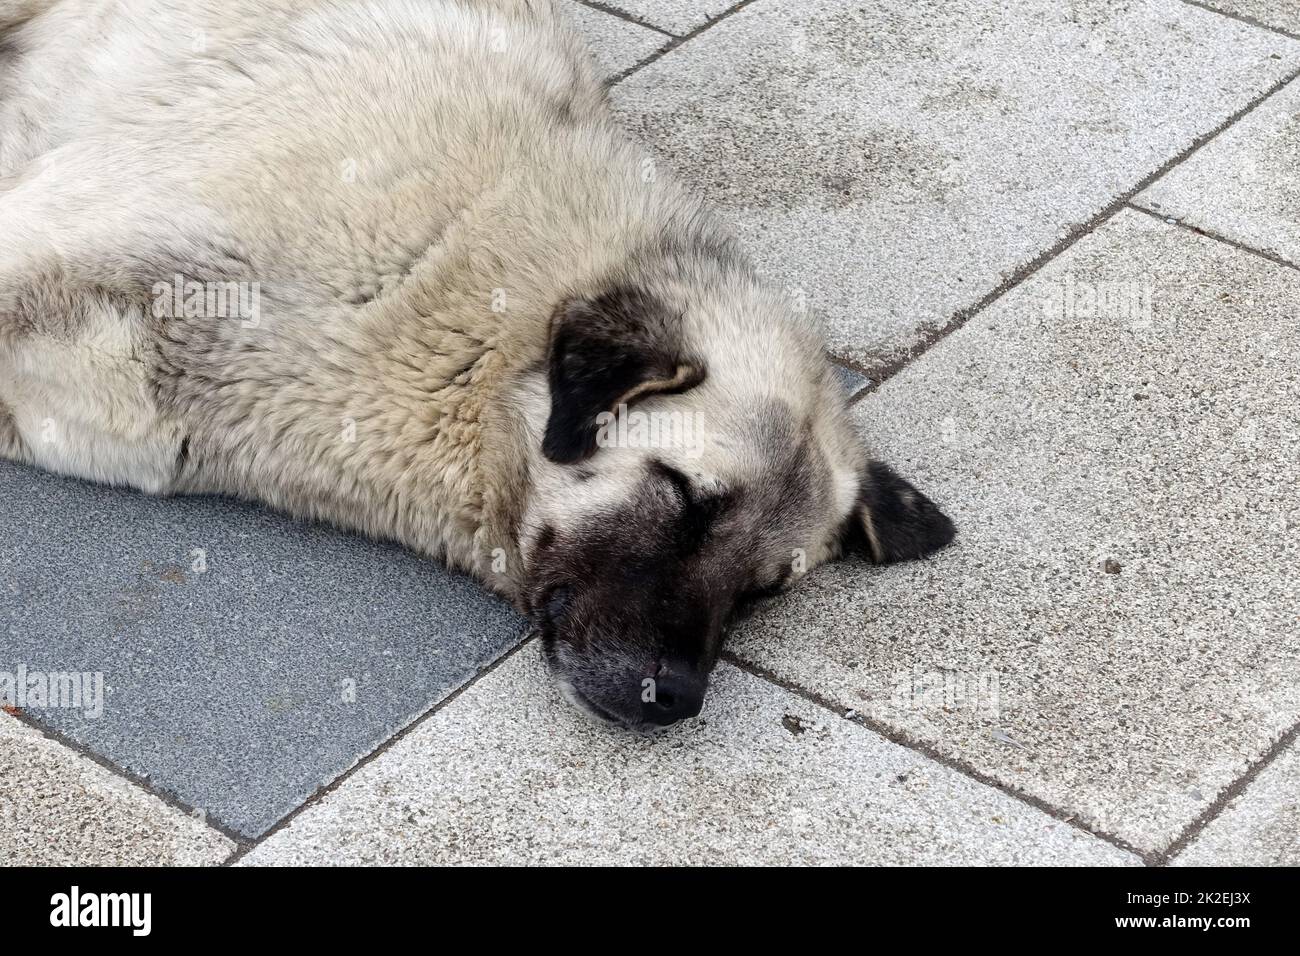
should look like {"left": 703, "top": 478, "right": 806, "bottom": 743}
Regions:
{"left": 1138, "top": 78, "right": 1300, "bottom": 267}
{"left": 242, "top": 648, "right": 1140, "bottom": 866}
{"left": 0, "top": 461, "right": 526, "bottom": 838}
{"left": 1173, "top": 739, "right": 1300, "bottom": 865}
{"left": 0, "top": 714, "right": 232, "bottom": 865}
{"left": 563, "top": 1, "right": 667, "bottom": 77}
{"left": 613, "top": 0, "right": 1300, "bottom": 370}
{"left": 729, "top": 210, "right": 1300, "bottom": 853}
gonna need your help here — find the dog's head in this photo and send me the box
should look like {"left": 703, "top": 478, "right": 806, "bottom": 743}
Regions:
{"left": 518, "top": 277, "right": 954, "bottom": 729}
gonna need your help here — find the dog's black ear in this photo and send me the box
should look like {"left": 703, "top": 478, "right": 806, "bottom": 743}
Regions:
{"left": 542, "top": 285, "right": 704, "bottom": 464}
{"left": 841, "top": 462, "right": 956, "bottom": 564}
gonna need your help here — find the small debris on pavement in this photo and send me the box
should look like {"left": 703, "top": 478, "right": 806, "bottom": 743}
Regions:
{"left": 781, "top": 714, "right": 808, "bottom": 736}
{"left": 992, "top": 729, "right": 1029, "bottom": 751}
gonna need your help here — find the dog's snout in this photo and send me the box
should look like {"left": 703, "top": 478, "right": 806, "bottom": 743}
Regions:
{"left": 642, "top": 661, "right": 706, "bottom": 726}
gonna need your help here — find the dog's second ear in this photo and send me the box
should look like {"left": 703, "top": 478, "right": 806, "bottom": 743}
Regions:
{"left": 842, "top": 462, "right": 956, "bottom": 564}
{"left": 542, "top": 286, "right": 704, "bottom": 464}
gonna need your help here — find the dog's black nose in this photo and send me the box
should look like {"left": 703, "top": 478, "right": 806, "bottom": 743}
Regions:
{"left": 641, "top": 664, "right": 706, "bottom": 725}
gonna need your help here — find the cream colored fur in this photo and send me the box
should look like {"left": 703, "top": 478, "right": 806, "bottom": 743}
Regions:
{"left": 0, "top": 0, "right": 868, "bottom": 608}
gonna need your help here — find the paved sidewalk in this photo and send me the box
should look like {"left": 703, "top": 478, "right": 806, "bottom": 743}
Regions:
{"left": 3, "top": 0, "right": 1299, "bottom": 866}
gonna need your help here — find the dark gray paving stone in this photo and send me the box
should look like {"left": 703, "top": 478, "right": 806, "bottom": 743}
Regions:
{"left": 0, "top": 461, "right": 526, "bottom": 837}
{"left": 831, "top": 362, "right": 871, "bottom": 396}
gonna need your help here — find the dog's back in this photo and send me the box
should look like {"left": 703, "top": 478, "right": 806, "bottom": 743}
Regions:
{"left": 0, "top": 0, "right": 738, "bottom": 588}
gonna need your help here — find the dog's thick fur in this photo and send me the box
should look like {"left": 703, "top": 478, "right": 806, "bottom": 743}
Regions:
{"left": 0, "top": 0, "right": 954, "bottom": 726}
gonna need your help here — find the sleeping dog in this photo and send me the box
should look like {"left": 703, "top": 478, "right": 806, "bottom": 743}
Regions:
{"left": 0, "top": 0, "right": 955, "bottom": 728}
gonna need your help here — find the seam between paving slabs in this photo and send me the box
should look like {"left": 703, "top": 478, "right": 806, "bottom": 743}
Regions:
{"left": 1119, "top": 209, "right": 1300, "bottom": 859}
{"left": 843, "top": 63, "right": 1300, "bottom": 408}
{"left": 1127, "top": 201, "right": 1300, "bottom": 275}
{"left": 221, "top": 633, "right": 537, "bottom": 865}
{"left": 721, "top": 651, "right": 1150, "bottom": 862}
{"left": 607, "top": 0, "right": 766, "bottom": 84}
{"left": 10, "top": 626, "right": 532, "bottom": 859}
{"left": 9, "top": 709, "right": 250, "bottom": 849}
{"left": 1180, "top": 0, "right": 1300, "bottom": 42}
{"left": 574, "top": 0, "right": 677, "bottom": 37}
{"left": 1157, "top": 716, "right": 1300, "bottom": 865}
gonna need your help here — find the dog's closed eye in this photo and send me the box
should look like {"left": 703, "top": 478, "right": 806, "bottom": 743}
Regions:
{"left": 651, "top": 462, "right": 733, "bottom": 544}
{"left": 652, "top": 460, "right": 696, "bottom": 504}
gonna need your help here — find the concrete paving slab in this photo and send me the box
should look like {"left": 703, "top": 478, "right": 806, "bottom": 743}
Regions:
{"left": 1173, "top": 737, "right": 1300, "bottom": 865}
{"left": 1193, "top": 0, "right": 1300, "bottom": 37}
{"left": 1138, "top": 78, "right": 1300, "bottom": 267}
{"left": 0, "top": 713, "right": 232, "bottom": 865}
{"left": 0, "top": 461, "right": 526, "bottom": 838}
{"left": 729, "top": 210, "right": 1300, "bottom": 853}
{"left": 588, "top": 1, "right": 728, "bottom": 36}
{"left": 563, "top": 1, "right": 667, "bottom": 78}
{"left": 242, "top": 648, "right": 1140, "bottom": 865}
{"left": 613, "top": 0, "right": 1300, "bottom": 370}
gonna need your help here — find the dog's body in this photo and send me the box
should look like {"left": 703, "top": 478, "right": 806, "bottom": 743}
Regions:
{"left": 1, "top": 0, "right": 955, "bottom": 727}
